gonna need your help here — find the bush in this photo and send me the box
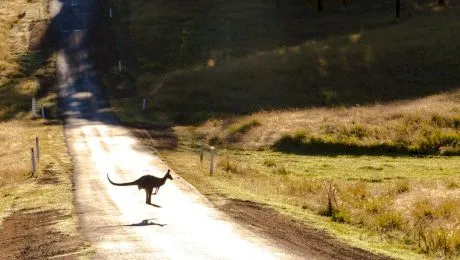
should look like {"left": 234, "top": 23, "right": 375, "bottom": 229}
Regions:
{"left": 412, "top": 199, "right": 435, "bottom": 222}
{"left": 262, "top": 158, "right": 276, "bottom": 167}
{"left": 415, "top": 129, "right": 460, "bottom": 154}
{"left": 375, "top": 211, "right": 404, "bottom": 232}
{"left": 229, "top": 119, "right": 261, "bottom": 135}
{"left": 393, "top": 179, "right": 410, "bottom": 194}
{"left": 217, "top": 152, "right": 238, "bottom": 173}
{"left": 273, "top": 164, "right": 289, "bottom": 175}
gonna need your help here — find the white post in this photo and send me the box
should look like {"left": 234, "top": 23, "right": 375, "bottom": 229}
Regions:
{"left": 32, "top": 98, "right": 37, "bottom": 118}
{"left": 200, "top": 139, "right": 204, "bottom": 162}
{"left": 31, "top": 148, "right": 36, "bottom": 176}
{"left": 109, "top": 8, "right": 112, "bottom": 18}
{"left": 41, "top": 105, "right": 45, "bottom": 119}
{"left": 210, "top": 146, "right": 215, "bottom": 175}
{"left": 142, "top": 98, "right": 146, "bottom": 111}
{"left": 118, "top": 60, "right": 122, "bottom": 73}
{"left": 35, "top": 137, "right": 40, "bottom": 162}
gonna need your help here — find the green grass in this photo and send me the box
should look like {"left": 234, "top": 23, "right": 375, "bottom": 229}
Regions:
{"left": 156, "top": 145, "right": 460, "bottom": 258}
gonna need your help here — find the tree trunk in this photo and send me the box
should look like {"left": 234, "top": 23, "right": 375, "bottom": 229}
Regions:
{"left": 438, "top": 0, "right": 446, "bottom": 6}
{"left": 318, "top": 0, "right": 323, "bottom": 11}
{"left": 395, "top": 0, "right": 400, "bottom": 18}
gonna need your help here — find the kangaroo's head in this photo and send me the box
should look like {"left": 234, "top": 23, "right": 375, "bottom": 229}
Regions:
{"left": 165, "top": 169, "right": 173, "bottom": 180}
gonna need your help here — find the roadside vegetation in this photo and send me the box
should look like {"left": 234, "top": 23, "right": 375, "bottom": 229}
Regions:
{"left": 104, "top": 0, "right": 460, "bottom": 258}
{"left": 0, "top": 0, "right": 89, "bottom": 258}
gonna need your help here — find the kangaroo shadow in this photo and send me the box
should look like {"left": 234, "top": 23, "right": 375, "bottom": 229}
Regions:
{"left": 96, "top": 219, "right": 167, "bottom": 230}
{"left": 126, "top": 219, "right": 166, "bottom": 227}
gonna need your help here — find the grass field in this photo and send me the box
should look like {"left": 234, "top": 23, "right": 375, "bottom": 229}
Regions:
{"left": 105, "top": 0, "right": 460, "bottom": 258}
{"left": 0, "top": 0, "right": 89, "bottom": 257}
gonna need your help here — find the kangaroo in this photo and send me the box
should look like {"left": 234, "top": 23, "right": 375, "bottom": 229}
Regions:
{"left": 107, "top": 169, "right": 173, "bottom": 205}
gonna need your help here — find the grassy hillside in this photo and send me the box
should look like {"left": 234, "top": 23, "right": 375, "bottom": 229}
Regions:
{"left": 105, "top": 0, "right": 460, "bottom": 258}
{"left": 107, "top": 0, "right": 460, "bottom": 155}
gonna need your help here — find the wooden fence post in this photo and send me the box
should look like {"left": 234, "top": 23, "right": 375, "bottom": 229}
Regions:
{"left": 41, "top": 105, "right": 45, "bottom": 119}
{"left": 31, "top": 148, "right": 36, "bottom": 176}
{"left": 36, "top": 137, "right": 40, "bottom": 162}
{"left": 32, "top": 98, "right": 37, "bottom": 118}
{"left": 142, "top": 98, "right": 146, "bottom": 111}
{"left": 210, "top": 146, "right": 215, "bottom": 175}
{"left": 200, "top": 139, "right": 204, "bottom": 162}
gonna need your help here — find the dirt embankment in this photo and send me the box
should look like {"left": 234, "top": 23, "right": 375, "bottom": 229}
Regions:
{"left": 220, "top": 199, "right": 390, "bottom": 260}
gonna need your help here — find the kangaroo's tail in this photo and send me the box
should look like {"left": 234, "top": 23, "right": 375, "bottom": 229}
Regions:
{"left": 107, "top": 173, "right": 138, "bottom": 186}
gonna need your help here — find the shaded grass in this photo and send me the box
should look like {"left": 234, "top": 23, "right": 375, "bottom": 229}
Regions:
{"left": 107, "top": 0, "right": 460, "bottom": 124}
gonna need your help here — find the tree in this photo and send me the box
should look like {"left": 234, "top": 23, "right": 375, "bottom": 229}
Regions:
{"left": 318, "top": 0, "right": 323, "bottom": 11}
{"left": 438, "top": 0, "right": 446, "bottom": 6}
{"left": 395, "top": 0, "right": 400, "bottom": 18}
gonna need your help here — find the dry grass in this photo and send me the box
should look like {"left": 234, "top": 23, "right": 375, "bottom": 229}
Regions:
{"left": 152, "top": 143, "right": 460, "bottom": 258}
{"left": 188, "top": 90, "right": 460, "bottom": 154}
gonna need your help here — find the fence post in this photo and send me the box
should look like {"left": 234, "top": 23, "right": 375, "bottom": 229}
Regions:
{"left": 35, "top": 137, "right": 40, "bottom": 162}
{"left": 118, "top": 60, "right": 122, "bottom": 73}
{"left": 32, "top": 98, "right": 37, "bottom": 118}
{"left": 200, "top": 139, "right": 204, "bottom": 162}
{"left": 31, "top": 148, "right": 36, "bottom": 176}
{"left": 41, "top": 105, "right": 45, "bottom": 119}
{"left": 210, "top": 146, "right": 215, "bottom": 175}
{"left": 142, "top": 98, "right": 146, "bottom": 111}
{"left": 109, "top": 8, "right": 112, "bottom": 18}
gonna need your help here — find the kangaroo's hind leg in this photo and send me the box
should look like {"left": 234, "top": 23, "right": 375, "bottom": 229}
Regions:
{"left": 147, "top": 187, "right": 153, "bottom": 204}
{"left": 144, "top": 188, "right": 150, "bottom": 204}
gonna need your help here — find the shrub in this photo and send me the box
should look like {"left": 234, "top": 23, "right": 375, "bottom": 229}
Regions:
{"left": 393, "top": 179, "right": 410, "bottom": 194}
{"left": 229, "top": 119, "right": 261, "bottom": 135}
{"left": 415, "top": 129, "right": 460, "bottom": 154}
{"left": 434, "top": 199, "right": 458, "bottom": 220}
{"left": 412, "top": 199, "right": 435, "bottom": 222}
{"left": 348, "top": 182, "right": 369, "bottom": 200}
{"left": 375, "top": 210, "right": 404, "bottom": 232}
{"left": 273, "top": 164, "right": 289, "bottom": 175}
{"left": 331, "top": 209, "right": 350, "bottom": 223}
{"left": 217, "top": 152, "right": 238, "bottom": 173}
{"left": 430, "top": 114, "right": 460, "bottom": 129}
{"left": 338, "top": 125, "right": 370, "bottom": 139}
{"left": 365, "top": 197, "right": 388, "bottom": 215}
{"left": 262, "top": 158, "right": 276, "bottom": 167}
